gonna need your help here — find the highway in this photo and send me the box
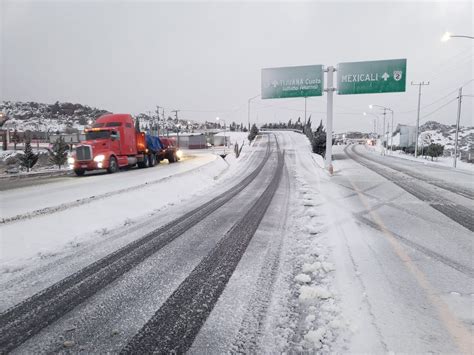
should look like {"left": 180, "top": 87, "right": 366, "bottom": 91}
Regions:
{"left": 0, "top": 134, "right": 291, "bottom": 353}
{"left": 0, "top": 133, "right": 472, "bottom": 353}
{"left": 323, "top": 144, "right": 473, "bottom": 353}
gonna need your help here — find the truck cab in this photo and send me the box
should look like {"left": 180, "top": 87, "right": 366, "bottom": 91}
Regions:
{"left": 70, "top": 114, "right": 138, "bottom": 175}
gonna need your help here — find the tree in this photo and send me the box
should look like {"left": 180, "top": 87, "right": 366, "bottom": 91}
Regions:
{"left": 48, "top": 135, "right": 69, "bottom": 169}
{"left": 11, "top": 129, "right": 20, "bottom": 150}
{"left": 135, "top": 117, "right": 141, "bottom": 132}
{"left": 248, "top": 123, "right": 259, "bottom": 142}
{"left": 311, "top": 120, "right": 327, "bottom": 156}
{"left": 426, "top": 143, "right": 444, "bottom": 161}
{"left": 19, "top": 140, "right": 39, "bottom": 172}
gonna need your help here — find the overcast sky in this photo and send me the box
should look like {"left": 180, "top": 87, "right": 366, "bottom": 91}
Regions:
{"left": 1, "top": 0, "right": 473, "bottom": 132}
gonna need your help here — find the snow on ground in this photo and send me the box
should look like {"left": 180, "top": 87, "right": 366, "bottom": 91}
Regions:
{"left": 0, "top": 149, "right": 248, "bottom": 275}
{"left": 263, "top": 131, "right": 472, "bottom": 353}
{"left": 245, "top": 131, "right": 343, "bottom": 353}
{"left": 214, "top": 131, "right": 248, "bottom": 145}
{"left": 365, "top": 142, "right": 474, "bottom": 172}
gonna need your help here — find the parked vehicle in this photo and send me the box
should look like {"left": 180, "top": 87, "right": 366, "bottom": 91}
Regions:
{"left": 69, "top": 114, "right": 180, "bottom": 176}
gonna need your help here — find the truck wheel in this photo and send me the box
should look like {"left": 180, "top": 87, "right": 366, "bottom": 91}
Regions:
{"left": 148, "top": 154, "right": 156, "bottom": 167}
{"left": 107, "top": 157, "right": 118, "bottom": 174}
{"left": 74, "top": 169, "right": 85, "bottom": 176}
{"left": 168, "top": 153, "right": 175, "bottom": 163}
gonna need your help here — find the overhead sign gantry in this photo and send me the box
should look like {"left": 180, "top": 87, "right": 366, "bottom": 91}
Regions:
{"left": 261, "top": 59, "right": 407, "bottom": 173}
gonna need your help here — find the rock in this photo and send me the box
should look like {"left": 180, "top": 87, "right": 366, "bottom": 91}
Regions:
{"left": 63, "top": 340, "right": 75, "bottom": 348}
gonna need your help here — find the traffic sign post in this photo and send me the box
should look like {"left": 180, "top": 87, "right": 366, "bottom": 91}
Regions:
{"left": 337, "top": 59, "right": 407, "bottom": 95}
{"left": 261, "top": 65, "right": 324, "bottom": 99}
{"left": 325, "top": 66, "right": 335, "bottom": 173}
{"left": 261, "top": 59, "right": 407, "bottom": 175}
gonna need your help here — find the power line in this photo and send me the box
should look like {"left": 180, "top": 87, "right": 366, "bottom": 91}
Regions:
{"left": 419, "top": 47, "right": 473, "bottom": 80}
{"left": 420, "top": 96, "right": 458, "bottom": 121}
{"left": 397, "top": 79, "right": 474, "bottom": 114}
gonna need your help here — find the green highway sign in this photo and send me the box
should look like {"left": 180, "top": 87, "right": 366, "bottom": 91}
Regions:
{"left": 337, "top": 59, "right": 407, "bottom": 95}
{"left": 261, "top": 65, "right": 324, "bottom": 99}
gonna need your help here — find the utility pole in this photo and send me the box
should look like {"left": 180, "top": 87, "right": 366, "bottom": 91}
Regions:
{"left": 382, "top": 108, "right": 386, "bottom": 155}
{"left": 247, "top": 94, "right": 260, "bottom": 131}
{"left": 171, "top": 109, "right": 179, "bottom": 120}
{"left": 453, "top": 87, "right": 463, "bottom": 168}
{"left": 390, "top": 110, "right": 394, "bottom": 153}
{"left": 156, "top": 105, "right": 162, "bottom": 135}
{"left": 171, "top": 110, "right": 180, "bottom": 146}
{"left": 411, "top": 81, "right": 430, "bottom": 158}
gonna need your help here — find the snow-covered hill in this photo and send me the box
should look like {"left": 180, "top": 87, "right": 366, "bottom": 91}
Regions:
{"left": 419, "top": 120, "right": 473, "bottom": 155}
{"left": 0, "top": 101, "right": 232, "bottom": 134}
{"left": 0, "top": 101, "right": 110, "bottom": 133}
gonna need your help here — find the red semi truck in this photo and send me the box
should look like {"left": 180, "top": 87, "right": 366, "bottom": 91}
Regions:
{"left": 69, "top": 113, "right": 181, "bottom": 176}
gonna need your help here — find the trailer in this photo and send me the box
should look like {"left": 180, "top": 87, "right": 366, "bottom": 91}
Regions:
{"left": 69, "top": 114, "right": 180, "bottom": 176}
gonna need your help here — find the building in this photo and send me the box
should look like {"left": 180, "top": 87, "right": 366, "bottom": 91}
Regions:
{"left": 392, "top": 124, "right": 416, "bottom": 148}
{"left": 166, "top": 133, "right": 207, "bottom": 149}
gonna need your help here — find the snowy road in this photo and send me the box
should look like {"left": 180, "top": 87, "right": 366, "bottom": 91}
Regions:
{"left": 1, "top": 132, "right": 472, "bottom": 353}
{"left": 323, "top": 144, "right": 473, "bottom": 353}
{"left": 0, "top": 135, "right": 292, "bottom": 353}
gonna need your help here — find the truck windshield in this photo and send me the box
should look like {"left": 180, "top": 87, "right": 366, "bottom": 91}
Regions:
{"left": 85, "top": 131, "right": 110, "bottom": 140}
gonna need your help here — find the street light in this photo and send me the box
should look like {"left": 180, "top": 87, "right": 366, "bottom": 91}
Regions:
{"left": 247, "top": 94, "right": 260, "bottom": 131}
{"left": 216, "top": 116, "right": 227, "bottom": 154}
{"left": 441, "top": 32, "right": 474, "bottom": 42}
{"left": 369, "top": 104, "right": 394, "bottom": 154}
{"left": 363, "top": 112, "right": 379, "bottom": 138}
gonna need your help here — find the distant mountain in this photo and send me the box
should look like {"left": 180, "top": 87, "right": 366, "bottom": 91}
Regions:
{"left": 0, "top": 101, "right": 225, "bottom": 133}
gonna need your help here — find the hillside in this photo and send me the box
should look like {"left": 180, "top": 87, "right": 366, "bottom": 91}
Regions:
{"left": 419, "top": 120, "right": 473, "bottom": 154}
{"left": 0, "top": 101, "right": 234, "bottom": 134}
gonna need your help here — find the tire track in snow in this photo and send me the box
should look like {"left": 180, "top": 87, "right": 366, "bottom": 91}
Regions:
{"left": 355, "top": 215, "right": 474, "bottom": 278}
{"left": 356, "top": 146, "right": 474, "bottom": 199}
{"left": 120, "top": 145, "right": 284, "bottom": 354}
{"left": 231, "top": 164, "right": 290, "bottom": 353}
{"left": 346, "top": 145, "right": 474, "bottom": 232}
{"left": 0, "top": 141, "right": 272, "bottom": 353}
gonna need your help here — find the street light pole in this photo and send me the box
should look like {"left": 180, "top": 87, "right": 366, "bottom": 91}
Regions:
{"left": 364, "top": 112, "right": 380, "bottom": 140}
{"left": 247, "top": 94, "right": 260, "bottom": 131}
{"left": 216, "top": 116, "right": 227, "bottom": 154}
{"left": 441, "top": 32, "right": 474, "bottom": 41}
{"left": 369, "top": 104, "right": 393, "bottom": 155}
{"left": 304, "top": 97, "right": 307, "bottom": 127}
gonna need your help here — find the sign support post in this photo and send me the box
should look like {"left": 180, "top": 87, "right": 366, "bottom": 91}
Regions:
{"left": 325, "top": 66, "right": 335, "bottom": 173}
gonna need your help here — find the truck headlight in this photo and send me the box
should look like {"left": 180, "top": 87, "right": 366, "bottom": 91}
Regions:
{"left": 67, "top": 157, "right": 75, "bottom": 164}
{"left": 94, "top": 154, "right": 105, "bottom": 162}
{"left": 176, "top": 150, "right": 183, "bottom": 159}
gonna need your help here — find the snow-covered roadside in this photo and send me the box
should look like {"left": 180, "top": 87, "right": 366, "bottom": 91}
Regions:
{"left": 0, "top": 149, "right": 249, "bottom": 277}
{"left": 365, "top": 144, "right": 474, "bottom": 172}
{"left": 246, "top": 132, "right": 343, "bottom": 353}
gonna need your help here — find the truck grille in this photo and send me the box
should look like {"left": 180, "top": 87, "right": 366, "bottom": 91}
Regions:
{"left": 76, "top": 145, "right": 92, "bottom": 161}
